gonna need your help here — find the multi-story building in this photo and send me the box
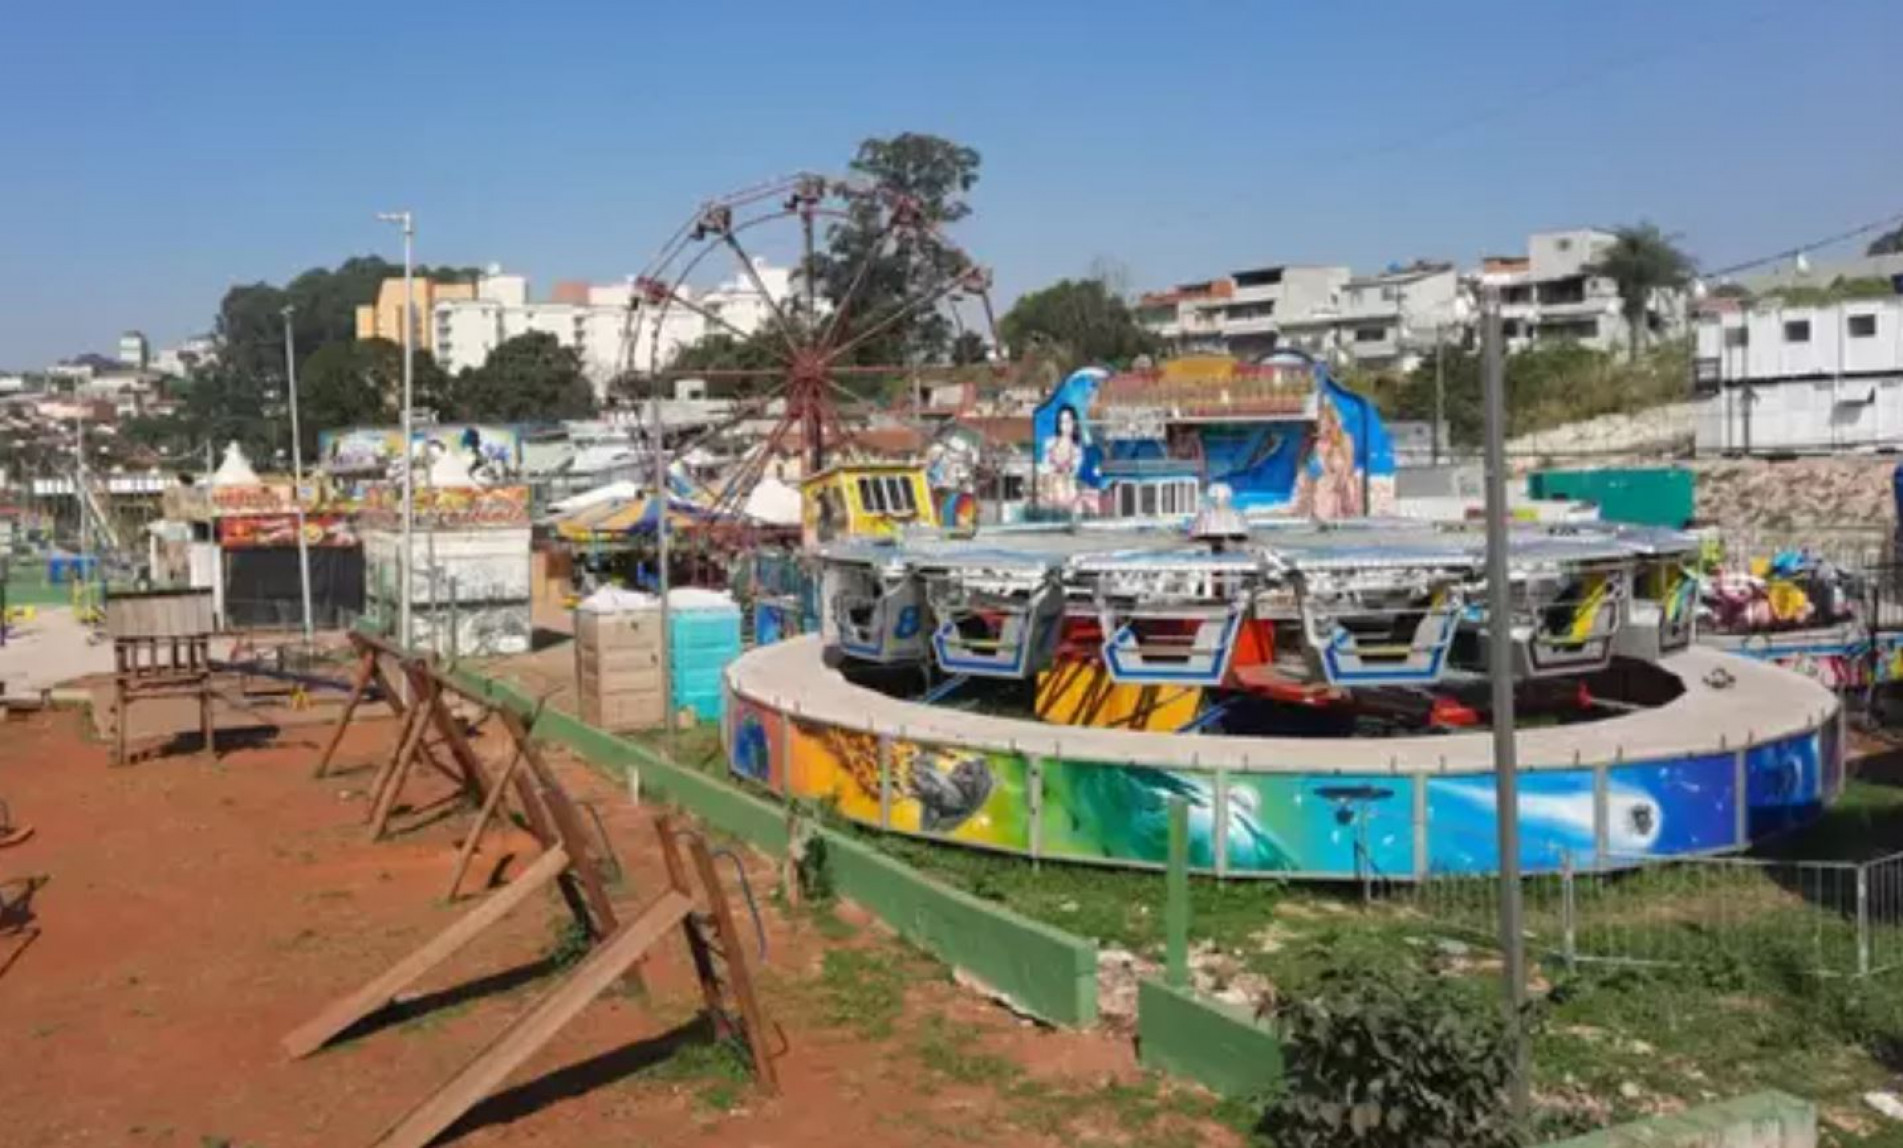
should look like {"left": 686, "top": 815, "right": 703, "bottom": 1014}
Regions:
{"left": 117, "top": 331, "right": 149, "bottom": 370}
{"left": 1476, "top": 229, "right": 1685, "bottom": 354}
{"left": 1693, "top": 296, "right": 1903, "bottom": 454}
{"left": 150, "top": 335, "right": 216, "bottom": 378}
{"left": 1279, "top": 262, "right": 1467, "bottom": 373}
{"left": 1134, "top": 278, "right": 1232, "bottom": 355}
{"left": 429, "top": 259, "right": 794, "bottom": 398}
{"left": 354, "top": 276, "right": 479, "bottom": 353}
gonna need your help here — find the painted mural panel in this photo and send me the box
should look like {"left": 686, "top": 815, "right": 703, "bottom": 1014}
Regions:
{"left": 1746, "top": 729, "right": 1824, "bottom": 838}
{"left": 888, "top": 739, "right": 1031, "bottom": 851}
{"left": 787, "top": 720, "right": 883, "bottom": 828}
{"left": 1224, "top": 774, "right": 1415, "bottom": 878}
{"left": 727, "top": 699, "right": 784, "bottom": 792}
{"left": 1039, "top": 761, "right": 1217, "bottom": 869}
{"left": 1606, "top": 754, "right": 1738, "bottom": 856}
{"left": 1427, "top": 770, "right": 1598, "bottom": 875}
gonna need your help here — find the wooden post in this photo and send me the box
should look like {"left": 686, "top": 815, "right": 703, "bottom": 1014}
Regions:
{"left": 444, "top": 748, "right": 525, "bottom": 901}
{"left": 313, "top": 644, "right": 379, "bottom": 779}
{"left": 685, "top": 828, "right": 778, "bottom": 1092}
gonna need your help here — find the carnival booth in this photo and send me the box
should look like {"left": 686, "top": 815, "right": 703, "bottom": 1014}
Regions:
{"left": 208, "top": 444, "right": 364, "bottom": 631}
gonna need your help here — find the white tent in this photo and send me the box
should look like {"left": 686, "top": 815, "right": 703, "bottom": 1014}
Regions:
{"left": 210, "top": 442, "right": 260, "bottom": 487}
{"left": 549, "top": 480, "right": 640, "bottom": 517}
{"left": 743, "top": 475, "right": 802, "bottom": 526}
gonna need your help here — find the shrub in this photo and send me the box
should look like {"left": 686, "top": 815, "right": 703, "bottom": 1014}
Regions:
{"left": 1260, "top": 966, "right": 1524, "bottom": 1148}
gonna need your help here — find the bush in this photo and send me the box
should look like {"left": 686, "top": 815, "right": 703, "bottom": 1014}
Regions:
{"left": 1260, "top": 966, "right": 1524, "bottom": 1148}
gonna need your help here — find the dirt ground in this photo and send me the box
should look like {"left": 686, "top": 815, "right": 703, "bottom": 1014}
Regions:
{"left": 0, "top": 703, "right": 1243, "bottom": 1148}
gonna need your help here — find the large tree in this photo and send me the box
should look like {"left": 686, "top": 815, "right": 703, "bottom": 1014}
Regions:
{"left": 816, "top": 133, "right": 982, "bottom": 367}
{"left": 1000, "top": 277, "right": 1157, "bottom": 367}
{"left": 1584, "top": 224, "right": 1694, "bottom": 361}
{"left": 658, "top": 330, "right": 784, "bottom": 398}
{"left": 451, "top": 333, "right": 597, "bottom": 423}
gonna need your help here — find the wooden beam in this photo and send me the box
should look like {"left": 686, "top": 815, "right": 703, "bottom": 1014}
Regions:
{"left": 444, "top": 748, "right": 525, "bottom": 901}
{"left": 368, "top": 890, "right": 694, "bottom": 1148}
{"left": 280, "top": 844, "right": 572, "bottom": 1060}
{"left": 312, "top": 647, "right": 377, "bottom": 779}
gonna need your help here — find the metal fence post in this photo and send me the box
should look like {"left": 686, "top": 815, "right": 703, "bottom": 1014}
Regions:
{"left": 1562, "top": 849, "right": 1578, "bottom": 974}
{"left": 1859, "top": 862, "right": 1872, "bottom": 979}
{"left": 447, "top": 575, "right": 460, "bottom": 664}
{"left": 1166, "top": 796, "right": 1190, "bottom": 989}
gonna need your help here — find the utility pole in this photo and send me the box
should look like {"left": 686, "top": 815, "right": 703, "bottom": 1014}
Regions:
{"left": 1433, "top": 326, "right": 1446, "bottom": 466}
{"left": 376, "top": 211, "right": 416, "bottom": 650}
{"left": 282, "top": 306, "right": 315, "bottom": 644}
{"left": 651, "top": 377, "right": 677, "bottom": 757}
{"left": 1481, "top": 284, "right": 1529, "bottom": 1118}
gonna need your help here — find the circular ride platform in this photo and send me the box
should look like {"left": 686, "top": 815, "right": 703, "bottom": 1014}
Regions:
{"left": 722, "top": 635, "right": 1842, "bottom": 881}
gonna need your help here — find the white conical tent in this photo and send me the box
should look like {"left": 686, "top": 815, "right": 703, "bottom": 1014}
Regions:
{"left": 211, "top": 442, "right": 261, "bottom": 487}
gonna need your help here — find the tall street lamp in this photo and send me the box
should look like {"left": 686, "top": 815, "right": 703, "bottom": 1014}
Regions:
{"left": 376, "top": 210, "right": 416, "bottom": 650}
{"left": 1481, "top": 284, "right": 1529, "bottom": 1116}
{"left": 281, "top": 305, "right": 315, "bottom": 644}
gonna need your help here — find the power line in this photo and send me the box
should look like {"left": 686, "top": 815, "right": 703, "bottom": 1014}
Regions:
{"left": 1702, "top": 210, "right": 1903, "bottom": 281}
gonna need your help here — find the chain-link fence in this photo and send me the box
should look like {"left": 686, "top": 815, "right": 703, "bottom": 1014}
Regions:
{"left": 1410, "top": 846, "right": 1903, "bottom": 980}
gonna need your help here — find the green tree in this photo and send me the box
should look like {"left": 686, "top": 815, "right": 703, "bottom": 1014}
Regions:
{"left": 1000, "top": 277, "right": 1157, "bottom": 367}
{"left": 1870, "top": 223, "right": 1903, "bottom": 256}
{"left": 816, "top": 133, "right": 982, "bottom": 366}
{"left": 295, "top": 339, "right": 404, "bottom": 456}
{"left": 1584, "top": 223, "right": 1695, "bottom": 361}
{"left": 451, "top": 333, "right": 597, "bottom": 423}
{"left": 658, "top": 331, "right": 784, "bottom": 398}
{"left": 949, "top": 329, "right": 990, "bottom": 366}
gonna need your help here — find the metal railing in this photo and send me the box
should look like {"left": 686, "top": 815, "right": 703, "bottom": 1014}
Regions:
{"left": 1410, "top": 846, "right": 1903, "bottom": 979}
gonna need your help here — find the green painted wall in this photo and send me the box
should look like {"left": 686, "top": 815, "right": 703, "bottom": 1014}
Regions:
{"left": 1136, "top": 979, "right": 1282, "bottom": 1098}
{"left": 1539, "top": 1090, "right": 1815, "bottom": 1147}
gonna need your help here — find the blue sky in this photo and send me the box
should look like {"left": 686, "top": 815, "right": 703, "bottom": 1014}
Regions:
{"left": 3, "top": 0, "right": 1899, "bottom": 367}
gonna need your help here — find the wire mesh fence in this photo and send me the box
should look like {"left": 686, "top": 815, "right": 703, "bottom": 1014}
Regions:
{"left": 1409, "top": 846, "right": 1903, "bottom": 980}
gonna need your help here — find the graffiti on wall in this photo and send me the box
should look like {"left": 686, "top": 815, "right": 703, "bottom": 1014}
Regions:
{"left": 785, "top": 722, "right": 1032, "bottom": 850}
{"left": 728, "top": 700, "right": 784, "bottom": 791}
{"left": 1746, "top": 730, "right": 1823, "bottom": 838}
{"left": 752, "top": 693, "right": 1834, "bottom": 878}
{"left": 1226, "top": 774, "right": 1415, "bottom": 878}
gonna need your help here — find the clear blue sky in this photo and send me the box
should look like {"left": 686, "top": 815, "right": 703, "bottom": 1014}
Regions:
{"left": 3, "top": 0, "right": 1899, "bottom": 367}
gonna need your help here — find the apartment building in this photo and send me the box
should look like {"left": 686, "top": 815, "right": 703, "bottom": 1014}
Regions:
{"left": 1694, "top": 296, "right": 1903, "bottom": 454}
{"left": 1280, "top": 262, "right": 1466, "bottom": 372}
{"left": 430, "top": 259, "right": 794, "bottom": 397}
{"left": 1477, "top": 228, "right": 1685, "bottom": 354}
{"left": 354, "top": 276, "right": 479, "bottom": 353}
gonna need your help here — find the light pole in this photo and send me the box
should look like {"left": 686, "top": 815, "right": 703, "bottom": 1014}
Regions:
{"left": 1480, "top": 284, "right": 1529, "bottom": 1116}
{"left": 651, "top": 375, "right": 676, "bottom": 757}
{"left": 282, "top": 305, "right": 315, "bottom": 645}
{"left": 376, "top": 210, "right": 416, "bottom": 650}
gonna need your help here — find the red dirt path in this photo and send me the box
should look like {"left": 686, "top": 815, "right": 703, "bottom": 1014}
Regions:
{"left": 0, "top": 707, "right": 1219, "bottom": 1148}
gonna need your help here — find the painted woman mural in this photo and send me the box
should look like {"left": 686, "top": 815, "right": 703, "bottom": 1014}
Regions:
{"left": 1038, "top": 404, "right": 1087, "bottom": 513}
{"left": 1294, "top": 397, "right": 1363, "bottom": 519}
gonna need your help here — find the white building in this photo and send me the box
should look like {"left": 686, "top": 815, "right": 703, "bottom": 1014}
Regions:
{"left": 117, "top": 331, "right": 149, "bottom": 369}
{"left": 151, "top": 335, "right": 216, "bottom": 378}
{"left": 1478, "top": 229, "right": 1684, "bottom": 355}
{"left": 1693, "top": 296, "right": 1903, "bottom": 454}
{"left": 1281, "top": 262, "right": 1468, "bottom": 372}
{"left": 433, "top": 260, "right": 793, "bottom": 398}
{"left": 1137, "top": 264, "right": 1351, "bottom": 359}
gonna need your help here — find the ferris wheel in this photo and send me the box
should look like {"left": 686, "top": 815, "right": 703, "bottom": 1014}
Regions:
{"left": 617, "top": 173, "right": 1004, "bottom": 521}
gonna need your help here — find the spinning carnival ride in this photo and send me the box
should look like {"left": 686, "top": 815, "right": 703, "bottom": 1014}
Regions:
{"left": 721, "top": 352, "right": 1844, "bottom": 881}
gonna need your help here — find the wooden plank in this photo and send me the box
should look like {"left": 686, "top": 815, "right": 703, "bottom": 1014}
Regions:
{"left": 444, "top": 748, "right": 525, "bottom": 901}
{"left": 280, "top": 845, "right": 573, "bottom": 1060}
{"left": 688, "top": 834, "right": 778, "bottom": 1093}
{"left": 313, "top": 648, "right": 377, "bottom": 779}
{"left": 499, "top": 709, "right": 619, "bottom": 936}
{"left": 426, "top": 688, "right": 491, "bottom": 808}
{"left": 369, "top": 890, "right": 693, "bottom": 1148}
{"left": 366, "top": 703, "right": 430, "bottom": 840}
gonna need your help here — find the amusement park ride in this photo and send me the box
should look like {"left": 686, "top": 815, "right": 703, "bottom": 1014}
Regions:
{"left": 804, "top": 351, "right": 1702, "bottom": 739}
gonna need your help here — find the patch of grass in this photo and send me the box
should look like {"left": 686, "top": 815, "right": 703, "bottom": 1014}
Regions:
{"left": 643, "top": 1031, "right": 755, "bottom": 1113}
{"left": 914, "top": 1013, "right": 1014, "bottom": 1086}
{"left": 816, "top": 947, "right": 910, "bottom": 1039}
{"left": 545, "top": 914, "right": 593, "bottom": 972}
